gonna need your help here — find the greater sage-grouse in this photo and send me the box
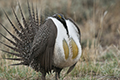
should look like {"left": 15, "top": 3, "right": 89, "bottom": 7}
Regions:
{"left": 0, "top": 1, "right": 82, "bottom": 80}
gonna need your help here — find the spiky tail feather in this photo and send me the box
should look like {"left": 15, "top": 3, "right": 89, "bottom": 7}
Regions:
{"left": 0, "top": 1, "right": 42, "bottom": 66}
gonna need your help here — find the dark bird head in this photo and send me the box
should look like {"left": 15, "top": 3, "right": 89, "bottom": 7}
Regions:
{"left": 53, "top": 13, "right": 68, "bottom": 35}
{"left": 53, "top": 14, "right": 65, "bottom": 24}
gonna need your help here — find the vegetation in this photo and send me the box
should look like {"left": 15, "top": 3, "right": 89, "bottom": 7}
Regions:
{"left": 0, "top": 0, "right": 120, "bottom": 80}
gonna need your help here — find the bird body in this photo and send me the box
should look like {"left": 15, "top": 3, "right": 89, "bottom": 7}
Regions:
{"left": 0, "top": 1, "right": 82, "bottom": 80}
{"left": 48, "top": 17, "right": 82, "bottom": 68}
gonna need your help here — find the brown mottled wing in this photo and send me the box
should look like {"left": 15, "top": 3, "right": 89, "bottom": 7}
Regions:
{"left": 30, "top": 19, "right": 57, "bottom": 72}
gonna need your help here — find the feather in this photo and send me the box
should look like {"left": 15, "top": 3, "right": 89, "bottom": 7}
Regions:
{"left": 0, "top": 23, "right": 22, "bottom": 45}
{"left": 27, "top": 0, "right": 32, "bottom": 23}
{"left": 3, "top": 10, "right": 21, "bottom": 37}
{"left": 66, "top": 63, "right": 77, "bottom": 74}
{"left": 3, "top": 58, "right": 22, "bottom": 61}
{"left": 18, "top": 2, "right": 28, "bottom": 30}
{"left": 9, "top": 62, "right": 28, "bottom": 66}
{"left": 36, "top": 5, "right": 39, "bottom": 26}
{"left": 32, "top": 3, "right": 35, "bottom": 21}
{"left": 0, "top": 49, "right": 22, "bottom": 57}
{"left": 12, "top": 8, "right": 24, "bottom": 31}
{"left": 0, "top": 33, "right": 17, "bottom": 47}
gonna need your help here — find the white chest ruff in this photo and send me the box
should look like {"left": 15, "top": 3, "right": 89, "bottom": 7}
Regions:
{"left": 47, "top": 17, "right": 82, "bottom": 68}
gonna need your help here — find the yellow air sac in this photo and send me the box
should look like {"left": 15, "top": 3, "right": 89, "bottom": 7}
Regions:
{"left": 63, "top": 40, "right": 69, "bottom": 59}
{"left": 71, "top": 39, "right": 78, "bottom": 59}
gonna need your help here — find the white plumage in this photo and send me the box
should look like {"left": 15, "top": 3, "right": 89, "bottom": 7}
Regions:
{"left": 47, "top": 17, "right": 82, "bottom": 68}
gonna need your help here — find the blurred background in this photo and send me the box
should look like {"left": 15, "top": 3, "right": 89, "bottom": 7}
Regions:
{"left": 0, "top": 0, "right": 120, "bottom": 80}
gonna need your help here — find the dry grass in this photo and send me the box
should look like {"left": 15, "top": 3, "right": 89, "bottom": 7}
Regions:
{"left": 0, "top": 0, "right": 120, "bottom": 80}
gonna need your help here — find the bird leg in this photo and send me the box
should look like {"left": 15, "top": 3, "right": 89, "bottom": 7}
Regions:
{"left": 55, "top": 68, "right": 62, "bottom": 80}
{"left": 41, "top": 72, "right": 46, "bottom": 80}
{"left": 55, "top": 72, "right": 59, "bottom": 80}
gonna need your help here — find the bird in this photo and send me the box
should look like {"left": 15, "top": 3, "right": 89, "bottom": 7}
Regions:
{"left": 0, "top": 1, "right": 82, "bottom": 80}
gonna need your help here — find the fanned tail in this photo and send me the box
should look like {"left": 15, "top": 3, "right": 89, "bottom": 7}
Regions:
{"left": 0, "top": 1, "right": 43, "bottom": 66}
